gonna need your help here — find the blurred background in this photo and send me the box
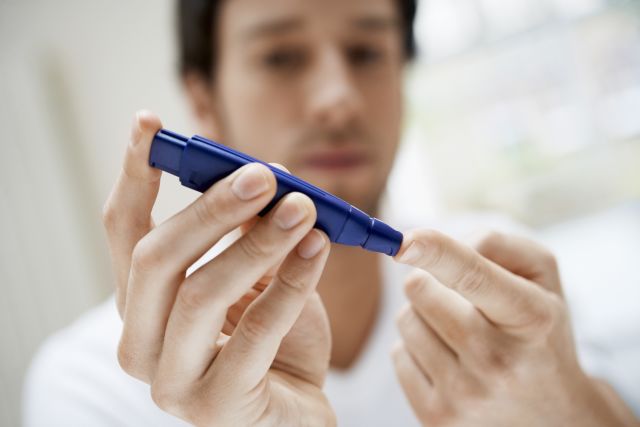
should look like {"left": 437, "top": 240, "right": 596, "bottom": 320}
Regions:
{"left": 0, "top": 0, "right": 639, "bottom": 425}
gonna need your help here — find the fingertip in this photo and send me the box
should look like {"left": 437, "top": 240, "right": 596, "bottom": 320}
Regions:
{"left": 227, "top": 162, "right": 277, "bottom": 202}
{"left": 136, "top": 109, "right": 162, "bottom": 132}
{"left": 130, "top": 110, "right": 162, "bottom": 147}
{"left": 299, "top": 192, "right": 318, "bottom": 222}
{"left": 394, "top": 304, "right": 411, "bottom": 328}
{"left": 316, "top": 229, "right": 331, "bottom": 255}
{"left": 245, "top": 162, "right": 278, "bottom": 193}
{"left": 394, "top": 229, "right": 415, "bottom": 257}
{"left": 268, "top": 162, "right": 290, "bottom": 174}
{"left": 394, "top": 237, "right": 425, "bottom": 266}
{"left": 278, "top": 191, "right": 318, "bottom": 225}
{"left": 296, "top": 229, "right": 328, "bottom": 260}
{"left": 403, "top": 269, "right": 427, "bottom": 297}
{"left": 390, "top": 340, "right": 405, "bottom": 359}
{"left": 315, "top": 229, "right": 329, "bottom": 246}
{"left": 255, "top": 162, "right": 278, "bottom": 189}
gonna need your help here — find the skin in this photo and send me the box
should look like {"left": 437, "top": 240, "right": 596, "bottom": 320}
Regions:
{"left": 184, "top": 0, "right": 404, "bottom": 370}
{"left": 102, "top": 0, "right": 640, "bottom": 425}
{"left": 105, "top": 115, "right": 334, "bottom": 425}
{"left": 392, "top": 230, "right": 639, "bottom": 426}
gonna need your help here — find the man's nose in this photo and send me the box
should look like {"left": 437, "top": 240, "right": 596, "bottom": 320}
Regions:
{"left": 305, "top": 49, "right": 363, "bottom": 130}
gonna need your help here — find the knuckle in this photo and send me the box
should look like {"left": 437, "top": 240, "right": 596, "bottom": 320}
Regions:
{"left": 455, "top": 260, "right": 487, "bottom": 296}
{"left": 194, "top": 190, "right": 227, "bottom": 227}
{"left": 528, "top": 296, "right": 560, "bottom": 338}
{"left": 440, "top": 316, "right": 471, "bottom": 349}
{"left": 131, "top": 237, "right": 162, "bottom": 273}
{"left": 391, "top": 341, "right": 404, "bottom": 361}
{"left": 539, "top": 248, "right": 559, "bottom": 272}
{"left": 116, "top": 341, "right": 135, "bottom": 373}
{"left": 421, "top": 397, "right": 455, "bottom": 427}
{"left": 150, "top": 380, "right": 179, "bottom": 414}
{"left": 275, "top": 268, "right": 309, "bottom": 295}
{"left": 238, "top": 311, "right": 270, "bottom": 343}
{"left": 176, "top": 282, "right": 210, "bottom": 315}
{"left": 450, "top": 376, "right": 486, "bottom": 402}
{"left": 395, "top": 305, "right": 414, "bottom": 330}
{"left": 403, "top": 270, "right": 427, "bottom": 296}
{"left": 470, "top": 338, "right": 514, "bottom": 380}
{"left": 418, "top": 229, "right": 447, "bottom": 265}
{"left": 117, "top": 340, "right": 148, "bottom": 382}
{"left": 238, "top": 231, "right": 273, "bottom": 260}
{"left": 101, "top": 200, "right": 117, "bottom": 231}
{"left": 473, "top": 230, "right": 503, "bottom": 254}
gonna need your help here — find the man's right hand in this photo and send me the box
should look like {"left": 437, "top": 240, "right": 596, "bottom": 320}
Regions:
{"left": 102, "top": 111, "right": 335, "bottom": 427}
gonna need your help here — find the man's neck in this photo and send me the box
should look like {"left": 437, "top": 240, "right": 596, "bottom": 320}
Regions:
{"left": 317, "top": 243, "right": 383, "bottom": 370}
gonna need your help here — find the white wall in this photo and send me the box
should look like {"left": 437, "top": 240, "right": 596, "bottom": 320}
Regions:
{"left": 0, "top": 2, "right": 196, "bottom": 425}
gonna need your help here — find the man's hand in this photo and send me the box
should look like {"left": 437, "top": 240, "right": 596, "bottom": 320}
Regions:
{"left": 102, "top": 111, "right": 335, "bottom": 427}
{"left": 392, "top": 229, "right": 639, "bottom": 427}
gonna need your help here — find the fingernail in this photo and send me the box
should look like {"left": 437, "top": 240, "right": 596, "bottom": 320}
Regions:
{"left": 273, "top": 194, "right": 307, "bottom": 230}
{"left": 397, "top": 241, "right": 424, "bottom": 264}
{"left": 297, "top": 230, "right": 326, "bottom": 259}
{"left": 231, "top": 164, "right": 270, "bottom": 200}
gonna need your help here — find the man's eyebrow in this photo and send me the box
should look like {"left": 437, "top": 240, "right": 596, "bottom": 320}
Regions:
{"left": 242, "top": 17, "right": 304, "bottom": 40}
{"left": 352, "top": 15, "right": 400, "bottom": 32}
{"left": 240, "top": 14, "right": 399, "bottom": 41}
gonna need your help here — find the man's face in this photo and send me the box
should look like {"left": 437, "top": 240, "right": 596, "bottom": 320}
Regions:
{"left": 206, "top": 0, "right": 405, "bottom": 212}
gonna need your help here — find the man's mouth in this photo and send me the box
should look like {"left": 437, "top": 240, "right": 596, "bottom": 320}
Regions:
{"left": 301, "top": 148, "right": 371, "bottom": 171}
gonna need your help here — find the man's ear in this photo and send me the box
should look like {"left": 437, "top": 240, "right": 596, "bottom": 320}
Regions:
{"left": 182, "top": 71, "right": 222, "bottom": 139}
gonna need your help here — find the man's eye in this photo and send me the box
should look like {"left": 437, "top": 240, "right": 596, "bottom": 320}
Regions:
{"left": 348, "top": 46, "right": 383, "bottom": 66}
{"left": 263, "top": 50, "right": 305, "bottom": 70}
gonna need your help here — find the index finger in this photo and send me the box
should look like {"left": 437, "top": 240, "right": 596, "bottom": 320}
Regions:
{"left": 102, "top": 110, "right": 162, "bottom": 315}
{"left": 394, "top": 229, "right": 552, "bottom": 330}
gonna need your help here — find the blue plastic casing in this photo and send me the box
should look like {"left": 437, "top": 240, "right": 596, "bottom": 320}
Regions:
{"left": 149, "top": 129, "right": 403, "bottom": 256}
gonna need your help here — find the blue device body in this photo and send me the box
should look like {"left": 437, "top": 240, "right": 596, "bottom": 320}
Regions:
{"left": 149, "top": 129, "right": 403, "bottom": 256}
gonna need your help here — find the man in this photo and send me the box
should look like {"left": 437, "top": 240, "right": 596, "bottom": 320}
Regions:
{"left": 24, "top": 0, "right": 639, "bottom": 425}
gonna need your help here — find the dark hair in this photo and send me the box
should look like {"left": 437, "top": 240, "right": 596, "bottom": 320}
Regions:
{"left": 177, "top": 0, "right": 417, "bottom": 79}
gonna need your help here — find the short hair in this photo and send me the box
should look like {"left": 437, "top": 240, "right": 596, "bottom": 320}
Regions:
{"left": 177, "top": 0, "right": 418, "bottom": 79}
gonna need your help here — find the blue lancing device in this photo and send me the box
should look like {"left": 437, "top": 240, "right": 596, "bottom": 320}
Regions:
{"left": 149, "top": 129, "right": 404, "bottom": 256}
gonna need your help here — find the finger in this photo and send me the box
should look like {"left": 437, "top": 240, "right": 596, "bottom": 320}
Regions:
{"left": 119, "top": 162, "right": 277, "bottom": 381}
{"left": 214, "top": 229, "right": 330, "bottom": 389}
{"left": 102, "top": 110, "right": 162, "bottom": 315}
{"left": 221, "top": 288, "right": 261, "bottom": 335}
{"left": 237, "top": 162, "right": 288, "bottom": 237}
{"left": 469, "top": 231, "right": 562, "bottom": 294}
{"left": 403, "top": 270, "right": 488, "bottom": 356}
{"left": 238, "top": 164, "right": 290, "bottom": 283}
{"left": 394, "top": 229, "right": 553, "bottom": 331}
{"left": 237, "top": 163, "right": 289, "bottom": 235}
{"left": 396, "top": 305, "right": 457, "bottom": 389}
{"left": 392, "top": 343, "right": 450, "bottom": 425}
{"left": 155, "top": 192, "right": 318, "bottom": 387}
{"left": 272, "top": 292, "right": 331, "bottom": 386}
{"left": 403, "top": 271, "right": 515, "bottom": 375}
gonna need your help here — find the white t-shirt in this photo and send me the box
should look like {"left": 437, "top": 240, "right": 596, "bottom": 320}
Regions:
{"left": 22, "top": 254, "right": 417, "bottom": 427}
{"left": 23, "top": 212, "right": 640, "bottom": 426}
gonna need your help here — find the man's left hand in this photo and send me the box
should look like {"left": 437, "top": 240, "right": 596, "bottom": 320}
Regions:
{"left": 392, "top": 229, "right": 638, "bottom": 427}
